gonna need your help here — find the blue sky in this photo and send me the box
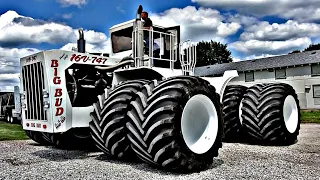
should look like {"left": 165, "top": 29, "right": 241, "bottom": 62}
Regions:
{"left": 0, "top": 0, "right": 320, "bottom": 91}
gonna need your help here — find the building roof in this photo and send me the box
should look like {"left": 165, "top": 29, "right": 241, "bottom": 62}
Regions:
{"left": 195, "top": 50, "right": 320, "bottom": 76}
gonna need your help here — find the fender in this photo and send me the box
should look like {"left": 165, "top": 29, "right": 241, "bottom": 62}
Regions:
{"left": 200, "top": 70, "right": 239, "bottom": 102}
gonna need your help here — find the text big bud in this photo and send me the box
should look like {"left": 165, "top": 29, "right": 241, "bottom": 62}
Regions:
{"left": 51, "top": 59, "right": 64, "bottom": 116}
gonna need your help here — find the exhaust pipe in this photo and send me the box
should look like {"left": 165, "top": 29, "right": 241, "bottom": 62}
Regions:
{"left": 134, "top": 5, "right": 144, "bottom": 66}
{"left": 77, "top": 28, "right": 86, "bottom": 53}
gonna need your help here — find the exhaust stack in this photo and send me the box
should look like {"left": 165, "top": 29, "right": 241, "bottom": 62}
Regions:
{"left": 77, "top": 28, "right": 86, "bottom": 53}
{"left": 134, "top": 5, "right": 144, "bottom": 66}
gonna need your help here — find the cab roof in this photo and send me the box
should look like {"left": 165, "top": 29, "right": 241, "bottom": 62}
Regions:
{"left": 109, "top": 19, "right": 167, "bottom": 34}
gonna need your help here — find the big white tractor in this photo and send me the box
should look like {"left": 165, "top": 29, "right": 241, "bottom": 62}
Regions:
{"left": 19, "top": 5, "right": 301, "bottom": 172}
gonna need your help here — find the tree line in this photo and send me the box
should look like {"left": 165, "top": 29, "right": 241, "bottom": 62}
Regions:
{"left": 194, "top": 40, "right": 233, "bottom": 67}
{"left": 190, "top": 40, "right": 320, "bottom": 67}
{"left": 289, "top": 43, "right": 320, "bottom": 54}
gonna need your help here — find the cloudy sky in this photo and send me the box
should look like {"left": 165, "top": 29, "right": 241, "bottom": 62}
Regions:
{"left": 0, "top": 0, "right": 320, "bottom": 91}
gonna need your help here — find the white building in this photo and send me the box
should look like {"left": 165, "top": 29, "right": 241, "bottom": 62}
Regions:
{"left": 195, "top": 50, "right": 320, "bottom": 110}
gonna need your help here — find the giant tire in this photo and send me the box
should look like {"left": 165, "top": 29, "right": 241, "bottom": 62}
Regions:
{"left": 241, "top": 83, "right": 301, "bottom": 145}
{"left": 222, "top": 85, "right": 247, "bottom": 142}
{"left": 24, "top": 130, "right": 52, "bottom": 145}
{"left": 126, "top": 76, "right": 223, "bottom": 172}
{"left": 89, "top": 79, "right": 150, "bottom": 159}
{"left": 47, "top": 128, "right": 95, "bottom": 150}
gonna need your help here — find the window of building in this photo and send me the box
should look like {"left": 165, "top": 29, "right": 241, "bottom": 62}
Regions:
{"left": 245, "top": 71, "right": 254, "bottom": 82}
{"left": 313, "top": 85, "right": 320, "bottom": 98}
{"left": 311, "top": 64, "right": 320, "bottom": 76}
{"left": 275, "top": 68, "right": 286, "bottom": 79}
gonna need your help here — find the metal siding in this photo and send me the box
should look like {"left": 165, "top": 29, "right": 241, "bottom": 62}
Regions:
{"left": 255, "top": 70, "right": 275, "bottom": 80}
{"left": 312, "top": 64, "right": 320, "bottom": 76}
{"left": 315, "top": 98, "right": 320, "bottom": 105}
{"left": 286, "top": 66, "right": 311, "bottom": 77}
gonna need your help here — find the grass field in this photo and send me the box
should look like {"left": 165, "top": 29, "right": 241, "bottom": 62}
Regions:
{"left": 0, "top": 110, "right": 319, "bottom": 141}
{"left": 0, "top": 121, "right": 29, "bottom": 141}
{"left": 301, "top": 110, "right": 320, "bottom": 123}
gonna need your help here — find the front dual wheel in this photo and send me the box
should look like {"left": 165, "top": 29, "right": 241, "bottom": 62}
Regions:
{"left": 90, "top": 76, "right": 223, "bottom": 172}
{"left": 126, "top": 77, "right": 223, "bottom": 172}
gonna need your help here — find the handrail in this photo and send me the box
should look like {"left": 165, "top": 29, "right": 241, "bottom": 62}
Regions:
{"left": 132, "top": 27, "right": 179, "bottom": 69}
{"left": 131, "top": 26, "right": 197, "bottom": 73}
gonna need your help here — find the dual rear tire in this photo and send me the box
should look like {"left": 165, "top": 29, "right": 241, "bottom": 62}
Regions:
{"left": 222, "top": 83, "right": 300, "bottom": 145}
{"left": 241, "top": 83, "right": 300, "bottom": 145}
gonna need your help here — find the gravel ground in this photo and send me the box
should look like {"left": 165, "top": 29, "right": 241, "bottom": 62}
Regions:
{"left": 0, "top": 124, "right": 319, "bottom": 180}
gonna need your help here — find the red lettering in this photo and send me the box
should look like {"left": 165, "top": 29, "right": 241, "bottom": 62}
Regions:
{"left": 70, "top": 54, "right": 76, "bottom": 61}
{"left": 53, "top": 77, "right": 61, "bottom": 84}
{"left": 54, "top": 88, "right": 62, "bottom": 97}
{"left": 54, "top": 68, "right": 58, "bottom": 76}
{"left": 55, "top": 107, "right": 64, "bottom": 116}
{"left": 55, "top": 98, "right": 62, "bottom": 106}
{"left": 51, "top": 59, "right": 59, "bottom": 67}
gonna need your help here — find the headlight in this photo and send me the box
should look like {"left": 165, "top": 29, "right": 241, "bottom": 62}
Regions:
{"left": 22, "top": 102, "right": 26, "bottom": 109}
{"left": 21, "top": 92, "right": 26, "bottom": 100}
{"left": 43, "top": 101, "right": 50, "bottom": 108}
{"left": 43, "top": 90, "right": 49, "bottom": 98}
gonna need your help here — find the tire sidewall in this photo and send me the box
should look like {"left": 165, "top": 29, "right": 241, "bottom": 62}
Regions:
{"left": 173, "top": 84, "right": 223, "bottom": 161}
{"left": 279, "top": 86, "right": 301, "bottom": 140}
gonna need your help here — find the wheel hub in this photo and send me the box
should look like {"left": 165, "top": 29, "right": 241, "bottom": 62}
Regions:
{"left": 283, "top": 95, "right": 299, "bottom": 133}
{"left": 181, "top": 94, "right": 218, "bottom": 154}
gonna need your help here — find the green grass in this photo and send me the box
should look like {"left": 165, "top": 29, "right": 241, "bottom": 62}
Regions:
{"left": 301, "top": 110, "right": 320, "bottom": 123}
{"left": 0, "top": 121, "right": 29, "bottom": 141}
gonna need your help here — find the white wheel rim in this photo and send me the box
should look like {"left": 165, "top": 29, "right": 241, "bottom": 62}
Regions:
{"left": 239, "top": 98, "right": 244, "bottom": 125}
{"left": 283, "top": 95, "right": 299, "bottom": 133}
{"left": 181, "top": 94, "right": 218, "bottom": 154}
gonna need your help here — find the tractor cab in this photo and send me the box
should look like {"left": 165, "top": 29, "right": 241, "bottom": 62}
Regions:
{"left": 109, "top": 19, "right": 182, "bottom": 69}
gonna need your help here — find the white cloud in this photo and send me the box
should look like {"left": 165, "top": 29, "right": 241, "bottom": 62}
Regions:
{"left": 232, "top": 57, "right": 242, "bottom": 62}
{"left": 62, "top": 13, "right": 73, "bottom": 19}
{"left": 226, "top": 13, "right": 260, "bottom": 27}
{"left": 192, "top": 0, "right": 320, "bottom": 21}
{"left": 241, "top": 20, "right": 320, "bottom": 41}
{"left": 150, "top": 6, "right": 241, "bottom": 43}
{"left": 229, "top": 37, "right": 311, "bottom": 55}
{"left": 243, "top": 54, "right": 277, "bottom": 60}
{"left": 0, "top": 47, "right": 40, "bottom": 91}
{"left": 0, "top": 47, "right": 40, "bottom": 59}
{"left": 0, "top": 11, "right": 108, "bottom": 47}
{"left": 57, "top": 0, "right": 87, "bottom": 7}
{"left": 117, "top": 6, "right": 125, "bottom": 14}
{"left": 61, "top": 38, "right": 111, "bottom": 53}
{"left": 233, "top": 54, "right": 277, "bottom": 62}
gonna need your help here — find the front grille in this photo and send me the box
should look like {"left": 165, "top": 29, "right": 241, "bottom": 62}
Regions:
{"left": 22, "top": 62, "right": 47, "bottom": 120}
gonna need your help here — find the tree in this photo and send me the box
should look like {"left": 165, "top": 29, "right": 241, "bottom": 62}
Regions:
{"left": 195, "top": 40, "right": 233, "bottom": 67}
{"left": 303, "top": 43, "right": 320, "bottom": 52}
{"left": 288, "top": 50, "right": 301, "bottom": 54}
